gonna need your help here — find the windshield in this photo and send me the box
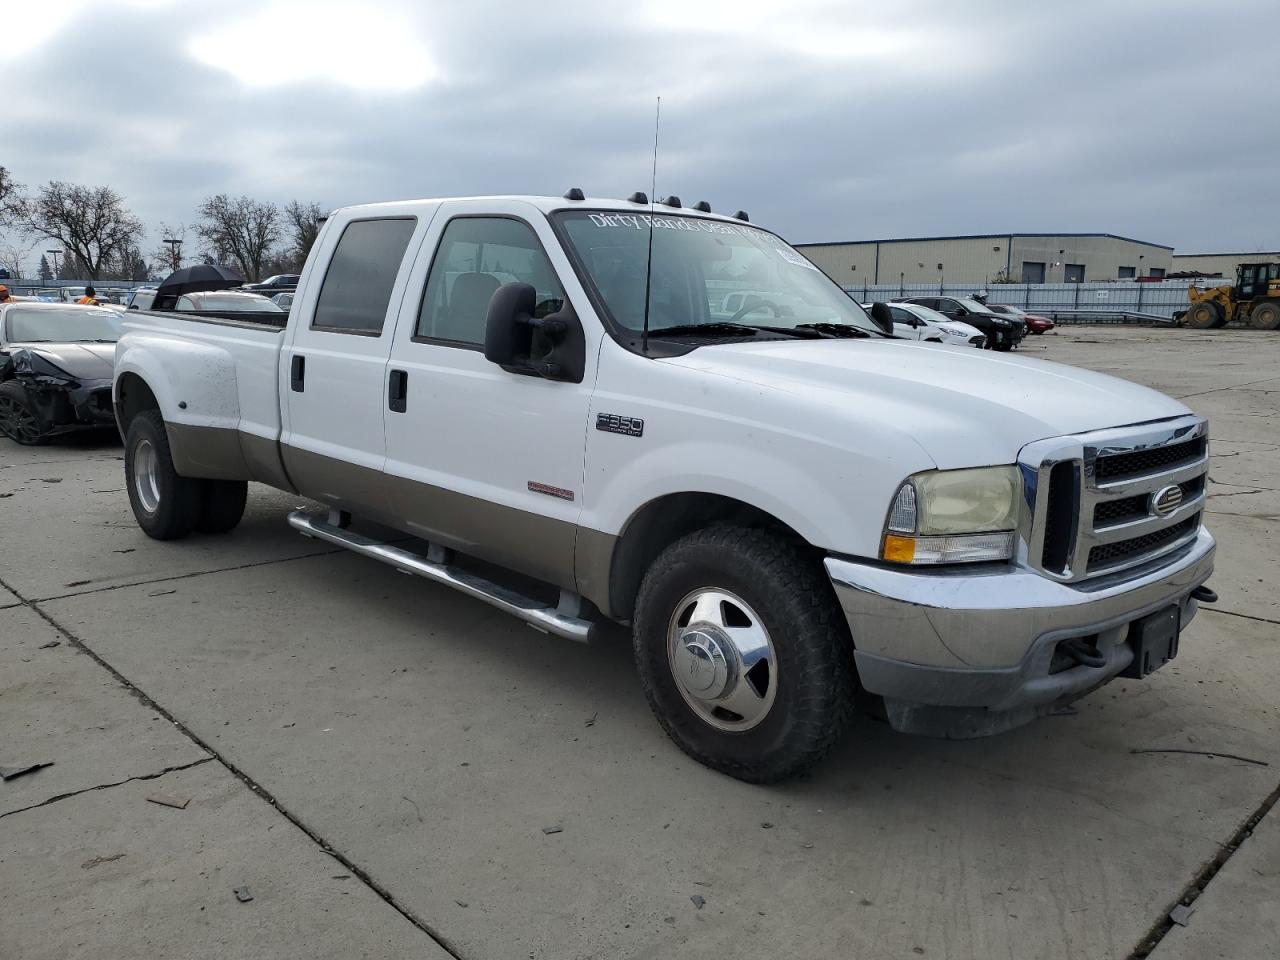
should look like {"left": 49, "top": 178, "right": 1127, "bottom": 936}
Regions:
{"left": 555, "top": 211, "right": 882, "bottom": 337}
{"left": 990, "top": 304, "right": 1024, "bottom": 317}
{"left": 6, "top": 306, "right": 122, "bottom": 343}
{"left": 956, "top": 297, "right": 990, "bottom": 313}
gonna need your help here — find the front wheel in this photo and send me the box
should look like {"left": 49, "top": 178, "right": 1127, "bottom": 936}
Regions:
{"left": 993, "top": 341, "right": 1013, "bottom": 352}
{"left": 0, "top": 382, "right": 50, "bottom": 445}
{"left": 633, "top": 525, "right": 854, "bottom": 783}
{"left": 1247, "top": 300, "right": 1280, "bottom": 330}
{"left": 124, "top": 410, "right": 203, "bottom": 540}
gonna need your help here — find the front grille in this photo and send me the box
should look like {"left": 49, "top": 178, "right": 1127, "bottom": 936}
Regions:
{"left": 1023, "top": 417, "right": 1209, "bottom": 581}
{"left": 1088, "top": 514, "right": 1200, "bottom": 572}
{"left": 1093, "top": 475, "right": 1206, "bottom": 529}
{"left": 1094, "top": 436, "right": 1206, "bottom": 483}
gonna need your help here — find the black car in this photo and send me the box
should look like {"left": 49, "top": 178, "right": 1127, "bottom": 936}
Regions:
{"left": 0, "top": 303, "right": 122, "bottom": 444}
{"left": 896, "top": 296, "right": 1023, "bottom": 351}
{"left": 241, "top": 274, "right": 299, "bottom": 295}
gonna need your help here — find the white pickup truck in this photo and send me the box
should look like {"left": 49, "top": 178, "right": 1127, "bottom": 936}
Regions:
{"left": 113, "top": 192, "right": 1216, "bottom": 782}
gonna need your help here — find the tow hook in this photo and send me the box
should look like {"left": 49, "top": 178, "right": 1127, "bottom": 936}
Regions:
{"left": 1191, "top": 585, "right": 1218, "bottom": 603}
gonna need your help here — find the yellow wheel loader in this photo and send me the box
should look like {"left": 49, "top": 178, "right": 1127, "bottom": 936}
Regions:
{"left": 1183, "top": 262, "right": 1280, "bottom": 330}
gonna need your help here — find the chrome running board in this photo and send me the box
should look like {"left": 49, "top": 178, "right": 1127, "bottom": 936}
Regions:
{"left": 287, "top": 510, "right": 594, "bottom": 643}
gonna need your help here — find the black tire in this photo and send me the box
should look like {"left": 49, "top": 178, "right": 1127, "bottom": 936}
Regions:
{"left": 124, "top": 410, "right": 203, "bottom": 540}
{"left": 1247, "top": 300, "right": 1280, "bottom": 331}
{"left": 196, "top": 480, "right": 248, "bottom": 534}
{"left": 1185, "top": 301, "right": 1223, "bottom": 330}
{"left": 632, "top": 524, "right": 854, "bottom": 783}
{"left": 993, "top": 341, "right": 1013, "bottom": 352}
{"left": 0, "top": 382, "right": 50, "bottom": 445}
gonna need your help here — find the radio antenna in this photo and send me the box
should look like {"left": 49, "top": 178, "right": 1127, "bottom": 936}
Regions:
{"left": 641, "top": 96, "right": 661, "bottom": 356}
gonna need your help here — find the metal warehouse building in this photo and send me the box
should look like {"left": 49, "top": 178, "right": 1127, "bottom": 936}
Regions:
{"left": 1170, "top": 251, "right": 1280, "bottom": 278}
{"left": 795, "top": 233, "right": 1174, "bottom": 286}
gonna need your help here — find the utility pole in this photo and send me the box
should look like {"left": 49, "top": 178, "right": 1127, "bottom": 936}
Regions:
{"left": 162, "top": 237, "right": 183, "bottom": 272}
{"left": 46, "top": 249, "right": 62, "bottom": 280}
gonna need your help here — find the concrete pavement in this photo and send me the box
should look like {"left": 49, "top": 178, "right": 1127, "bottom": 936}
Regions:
{"left": 1, "top": 326, "right": 1277, "bottom": 959}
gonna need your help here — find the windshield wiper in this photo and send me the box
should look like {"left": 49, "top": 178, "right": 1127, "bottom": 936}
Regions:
{"left": 793, "top": 322, "right": 876, "bottom": 339}
{"left": 649, "top": 322, "right": 764, "bottom": 338}
{"left": 650, "top": 322, "right": 820, "bottom": 340}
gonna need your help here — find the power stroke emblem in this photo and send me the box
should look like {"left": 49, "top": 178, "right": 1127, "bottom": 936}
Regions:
{"left": 596, "top": 413, "right": 644, "bottom": 437}
{"left": 1151, "top": 484, "right": 1183, "bottom": 518}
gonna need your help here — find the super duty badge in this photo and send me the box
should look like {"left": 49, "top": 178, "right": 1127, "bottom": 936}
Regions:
{"left": 596, "top": 413, "right": 644, "bottom": 437}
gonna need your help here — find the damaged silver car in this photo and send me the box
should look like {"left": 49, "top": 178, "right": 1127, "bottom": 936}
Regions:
{"left": 0, "top": 303, "right": 121, "bottom": 445}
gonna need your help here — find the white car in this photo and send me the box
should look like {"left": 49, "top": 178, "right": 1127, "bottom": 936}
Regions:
{"left": 112, "top": 192, "right": 1215, "bottom": 782}
{"left": 864, "top": 301, "right": 985, "bottom": 347}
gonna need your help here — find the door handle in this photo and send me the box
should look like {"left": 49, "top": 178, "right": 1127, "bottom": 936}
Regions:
{"left": 388, "top": 369, "right": 408, "bottom": 413}
{"left": 290, "top": 355, "right": 305, "bottom": 392}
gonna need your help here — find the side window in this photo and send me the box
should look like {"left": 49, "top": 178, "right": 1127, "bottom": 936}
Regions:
{"left": 416, "top": 217, "right": 564, "bottom": 346}
{"left": 311, "top": 217, "right": 417, "bottom": 335}
{"left": 176, "top": 296, "right": 195, "bottom": 310}
{"left": 889, "top": 307, "right": 911, "bottom": 324}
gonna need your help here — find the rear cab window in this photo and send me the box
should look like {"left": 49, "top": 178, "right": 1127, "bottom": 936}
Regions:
{"left": 311, "top": 218, "right": 418, "bottom": 336}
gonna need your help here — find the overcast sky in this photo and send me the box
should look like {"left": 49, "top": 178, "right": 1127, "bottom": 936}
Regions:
{"left": 2, "top": 0, "right": 1275, "bottom": 259}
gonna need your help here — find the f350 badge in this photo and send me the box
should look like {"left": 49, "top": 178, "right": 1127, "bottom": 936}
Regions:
{"left": 596, "top": 413, "right": 644, "bottom": 438}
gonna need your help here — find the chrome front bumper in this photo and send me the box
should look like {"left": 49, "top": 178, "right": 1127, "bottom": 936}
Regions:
{"left": 825, "top": 528, "right": 1216, "bottom": 737}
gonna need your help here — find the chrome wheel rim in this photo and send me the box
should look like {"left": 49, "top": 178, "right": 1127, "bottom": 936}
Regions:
{"left": 132, "top": 438, "right": 162, "bottom": 514}
{"left": 667, "top": 588, "right": 778, "bottom": 732}
{"left": 0, "top": 395, "right": 41, "bottom": 443}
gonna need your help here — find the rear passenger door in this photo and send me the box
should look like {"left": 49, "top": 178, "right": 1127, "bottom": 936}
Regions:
{"left": 280, "top": 211, "right": 431, "bottom": 519}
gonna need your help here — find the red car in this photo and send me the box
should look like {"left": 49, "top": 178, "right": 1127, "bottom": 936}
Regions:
{"left": 988, "top": 304, "right": 1054, "bottom": 334}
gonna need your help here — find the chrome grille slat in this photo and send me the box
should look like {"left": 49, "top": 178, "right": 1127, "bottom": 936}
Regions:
{"left": 1088, "top": 495, "right": 1205, "bottom": 544}
{"left": 1017, "top": 415, "right": 1209, "bottom": 583}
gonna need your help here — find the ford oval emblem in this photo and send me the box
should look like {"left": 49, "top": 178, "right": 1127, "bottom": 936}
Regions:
{"left": 1151, "top": 485, "right": 1183, "bottom": 518}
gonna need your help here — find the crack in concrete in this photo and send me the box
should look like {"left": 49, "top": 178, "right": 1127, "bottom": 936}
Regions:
{"left": 0, "top": 573, "right": 466, "bottom": 960}
{"left": 1202, "top": 607, "right": 1280, "bottom": 627}
{"left": 1175, "top": 375, "right": 1280, "bottom": 400}
{"left": 1127, "top": 778, "right": 1280, "bottom": 958}
{"left": 0, "top": 758, "right": 214, "bottom": 821}
{"left": 29, "top": 547, "right": 344, "bottom": 604}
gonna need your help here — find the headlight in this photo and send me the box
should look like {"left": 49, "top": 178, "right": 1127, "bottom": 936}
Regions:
{"left": 881, "top": 466, "right": 1021, "bottom": 564}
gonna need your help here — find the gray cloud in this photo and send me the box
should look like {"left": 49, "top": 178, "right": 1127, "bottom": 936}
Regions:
{"left": 1, "top": 0, "right": 1275, "bottom": 260}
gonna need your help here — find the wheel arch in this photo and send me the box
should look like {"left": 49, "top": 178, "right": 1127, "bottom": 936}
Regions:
{"left": 114, "top": 371, "right": 160, "bottom": 438}
{"left": 589, "top": 491, "right": 816, "bottom": 622}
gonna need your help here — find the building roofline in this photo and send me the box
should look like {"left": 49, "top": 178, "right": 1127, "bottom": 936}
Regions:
{"left": 1172, "top": 251, "right": 1280, "bottom": 258}
{"left": 794, "top": 232, "right": 1175, "bottom": 251}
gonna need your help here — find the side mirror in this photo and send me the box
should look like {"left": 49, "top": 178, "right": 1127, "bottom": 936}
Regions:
{"left": 484, "top": 282, "right": 585, "bottom": 383}
{"left": 952, "top": 307, "right": 967, "bottom": 317}
{"left": 868, "top": 302, "right": 894, "bottom": 336}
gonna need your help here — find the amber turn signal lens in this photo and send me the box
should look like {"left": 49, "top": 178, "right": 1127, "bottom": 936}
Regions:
{"left": 882, "top": 534, "right": 916, "bottom": 563}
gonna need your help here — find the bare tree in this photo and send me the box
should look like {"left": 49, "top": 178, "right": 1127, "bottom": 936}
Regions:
{"left": 194, "top": 194, "right": 281, "bottom": 282}
{"left": 0, "top": 239, "right": 36, "bottom": 279}
{"left": 284, "top": 200, "right": 325, "bottom": 271}
{"left": 15, "top": 181, "right": 144, "bottom": 280}
{"left": 0, "top": 166, "right": 22, "bottom": 225}
{"left": 104, "top": 244, "right": 150, "bottom": 281}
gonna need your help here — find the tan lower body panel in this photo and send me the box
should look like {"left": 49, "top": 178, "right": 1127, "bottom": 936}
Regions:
{"left": 164, "top": 424, "right": 617, "bottom": 612}
{"left": 287, "top": 445, "right": 588, "bottom": 598}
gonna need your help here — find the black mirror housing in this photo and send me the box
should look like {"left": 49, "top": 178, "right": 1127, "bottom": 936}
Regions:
{"left": 484, "top": 282, "right": 585, "bottom": 383}
{"left": 868, "top": 302, "right": 894, "bottom": 336}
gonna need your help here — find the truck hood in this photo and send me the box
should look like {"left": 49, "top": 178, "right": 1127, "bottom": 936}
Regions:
{"left": 663, "top": 339, "right": 1191, "bottom": 469}
{"left": 10, "top": 342, "right": 116, "bottom": 380}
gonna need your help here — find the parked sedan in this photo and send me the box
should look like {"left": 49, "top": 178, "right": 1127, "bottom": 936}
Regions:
{"left": 0, "top": 303, "right": 122, "bottom": 444}
{"left": 884, "top": 301, "right": 985, "bottom": 347}
{"left": 987, "top": 303, "right": 1055, "bottom": 334}
{"left": 897, "top": 295, "right": 1022, "bottom": 350}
